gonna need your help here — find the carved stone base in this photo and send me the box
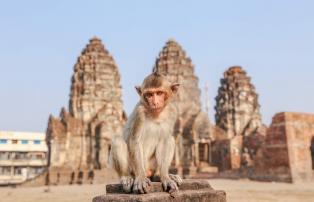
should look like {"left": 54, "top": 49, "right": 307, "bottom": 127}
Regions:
{"left": 93, "top": 179, "right": 226, "bottom": 202}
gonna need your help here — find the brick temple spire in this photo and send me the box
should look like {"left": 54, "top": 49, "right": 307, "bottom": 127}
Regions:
{"left": 153, "top": 39, "right": 201, "bottom": 112}
{"left": 153, "top": 39, "right": 213, "bottom": 173}
{"left": 69, "top": 37, "right": 123, "bottom": 122}
{"left": 215, "top": 66, "right": 262, "bottom": 138}
{"left": 47, "top": 37, "right": 125, "bottom": 170}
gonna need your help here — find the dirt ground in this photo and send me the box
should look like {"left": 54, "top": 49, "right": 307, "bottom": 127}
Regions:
{"left": 1, "top": 179, "right": 314, "bottom": 202}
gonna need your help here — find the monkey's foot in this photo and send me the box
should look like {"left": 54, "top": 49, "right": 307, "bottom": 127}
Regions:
{"left": 169, "top": 174, "right": 183, "bottom": 186}
{"left": 120, "top": 176, "right": 134, "bottom": 193}
{"left": 132, "top": 176, "right": 152, "bottom": 194}
{"left": 161, "top": 178, "right": 178, "bottom": 194}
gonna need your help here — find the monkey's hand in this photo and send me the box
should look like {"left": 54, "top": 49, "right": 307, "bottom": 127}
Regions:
{"left": 169, "top": 174, "right": 183, "bottom": 186}
{"left": 121, "top": 176, "right": 134, "bottom": 193}
{"left": 161, "top": 176, "right": 179, "bottom": 194}
{"left": 133, "top": 176, "right": 152, "bottom": 194}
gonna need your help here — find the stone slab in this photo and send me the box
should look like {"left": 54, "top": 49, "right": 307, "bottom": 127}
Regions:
{"left": 93, "top": 180, "right": 226, "bottom": 202}
{"left": 106, "top": 179, "right": 212, "bottom": 194}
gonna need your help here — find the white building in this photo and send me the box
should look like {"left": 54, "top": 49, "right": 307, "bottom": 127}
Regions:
{"left": 0, "top": 131, "right": 48, "bottom": 185}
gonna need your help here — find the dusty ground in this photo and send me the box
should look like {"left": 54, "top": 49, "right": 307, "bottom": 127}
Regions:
{"left": 1, "top": 179, "right": 314, "bottom": 202}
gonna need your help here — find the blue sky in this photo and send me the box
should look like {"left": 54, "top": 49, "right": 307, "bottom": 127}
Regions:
{"left": 0, "top": 0, "right": 313, "bottom": 132}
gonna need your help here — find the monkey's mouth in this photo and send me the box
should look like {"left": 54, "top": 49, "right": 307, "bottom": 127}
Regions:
{"left": 150, "top": 106, "right": 163, "bottom": 111}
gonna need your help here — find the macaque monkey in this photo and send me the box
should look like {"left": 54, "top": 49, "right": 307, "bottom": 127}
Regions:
{"left": 110, "top": 72, "right": 182, "bottom": 194}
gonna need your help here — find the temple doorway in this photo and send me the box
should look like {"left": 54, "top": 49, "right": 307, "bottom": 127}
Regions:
{"left": 199, "top": 143, "right": 207, "bottom": 162}
{"left": 94, "top": 125, "right": 101, "bottom": 169}
{"left": 199, "top": 142, "right": 211, "bottom": 164}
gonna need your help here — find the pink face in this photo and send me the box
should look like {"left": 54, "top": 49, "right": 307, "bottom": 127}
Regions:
{"left": 143, "top": 89, "right": 166, "bottom": 113}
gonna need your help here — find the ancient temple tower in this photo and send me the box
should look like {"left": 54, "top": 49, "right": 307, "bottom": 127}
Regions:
{"left": 153, "top": 39, "right": 213, "bottom": 174}
{"left": 211, "top": 66, "right": 264, "bottom": 170}
{"left": 69, "top": 37, "right": 123, "bottom": 122}
{"left": 47, "top": 37, "right": 126, "bottom": 171}
{"left": 215, "top": 66, "right": 262, "bottom": 138}
{"left": 153, "top": 39, "right": 201, "bottom": 114}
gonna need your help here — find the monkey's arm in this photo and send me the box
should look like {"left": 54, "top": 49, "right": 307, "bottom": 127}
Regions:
{"left": 128, "top": 131, "right": 146, "bottom": 177}
{"left": 127, "top": 107, "right": 151, "bottom": 193}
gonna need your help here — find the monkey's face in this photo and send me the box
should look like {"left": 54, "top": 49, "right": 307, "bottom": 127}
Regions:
{"left": 143, "top": 88, "right": 167, "bottom": 114}
{"left": 135, "top": 72, "right": 180, "bottom": 117}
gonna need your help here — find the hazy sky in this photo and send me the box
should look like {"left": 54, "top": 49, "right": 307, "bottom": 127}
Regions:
{"left": 0, "top": 0, "right": 313, "bottom": 133}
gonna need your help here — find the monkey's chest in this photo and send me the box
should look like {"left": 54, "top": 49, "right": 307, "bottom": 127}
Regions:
{"left": 142, "top": 121, "right": 170, "bottom": 140}
{"left": 141, "top": 122, "right": 170, "bottom": 159}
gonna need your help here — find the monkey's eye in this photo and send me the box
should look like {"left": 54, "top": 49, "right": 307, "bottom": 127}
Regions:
{"left": 144, "top": 93, "right": 153, "bottom": 98}
{"left": 156, "top": 91, "right": 164, "bottom": 96}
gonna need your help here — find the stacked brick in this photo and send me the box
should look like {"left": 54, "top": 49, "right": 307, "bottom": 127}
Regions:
{"left": 253, "top": 112, "right": 314, "bottom": 182}
{"left": 153, "top": 39, "right": 201, "bottom": 115}
{"left": 215, "top": 66, "right": 262, "bottom": 138}
{"left": 153, "top": 39, "right": 213, "bottom": 174}
{"left": 46, "top": 37, "right": 126, "bottom": 171}
{"left": 69, "top": 37, "right": 123, "bottom": 122}
{"left": 212, "top": 66, "right": 264, "bottom": 170}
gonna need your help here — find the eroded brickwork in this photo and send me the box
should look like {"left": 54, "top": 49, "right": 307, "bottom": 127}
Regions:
{"left": 215, "top": 66, "right": 262, "bottom": 138}
{"left": 46, "top": 37, "right": 126, "bottom": 171}
{"left": 153, "top": 40, "right": 214, "bottom": 175}
{"left": 253, "top": 112, "right": 314, "bottom": 182}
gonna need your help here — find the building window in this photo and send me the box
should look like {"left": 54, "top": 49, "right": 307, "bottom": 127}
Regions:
{"left": 15, "top": 152, "right": 28, "bottom": 160}
{"left": 33, "top": 140, "right": 41, "bottom": 144}
{"left": 14, "top": 167, "right": 23, "bottom": 175}
{"left": 0, "top": 139, "right": 7, "bottom": 144}
{"left": 0, "top": 167, "right": 11, "bottom": 175}
{"left": 12, "top": 139, "right": 18, "bottom": 144}
{"left": 0, "top": 152, "right": 9, "bottom": 160}
{"left": 21, "top": 140, "right": 29, "bottom": 144}
{"left": 31, "top": 167, "right": 44, "bottom": 174}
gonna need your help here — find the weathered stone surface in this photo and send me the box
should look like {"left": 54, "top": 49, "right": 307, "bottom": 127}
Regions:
{"left": 252, "top": 112, "right": 314, "bottom": 183}
{"left": 69, "top": 37, "right": 124, "bottom": 123}
{"left": 215, "top": 66, "right": 263, "bottom": 138}
{"left": 106, "top": 179, "right": 212, "bottom": 194}
{"left": 153, "top": 39, "right": 214, "bottom": 175}
{"left": 212, "top": 66, "right": 265, "bottom": 171}
{"left": 93, "top": 180, "right": 226, "bottom": 202}
{"left": 46, "top": 37, "right": 126, "bottom": 175}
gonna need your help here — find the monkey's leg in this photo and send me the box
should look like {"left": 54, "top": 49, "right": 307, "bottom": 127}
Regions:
{"left": 110, "top": 136, "right": 133, "bottom": 193}
{"left": 156, "top": 136, "right": 179, "bottom": 193}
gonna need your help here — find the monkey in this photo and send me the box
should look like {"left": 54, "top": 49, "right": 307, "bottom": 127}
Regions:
{"left": 109, "top": 72, "right": 182, "bottom": 194}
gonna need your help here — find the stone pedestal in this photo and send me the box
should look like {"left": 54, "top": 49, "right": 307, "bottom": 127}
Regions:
{"left": 93, "top": 179, "right": 226, "bottom": 202}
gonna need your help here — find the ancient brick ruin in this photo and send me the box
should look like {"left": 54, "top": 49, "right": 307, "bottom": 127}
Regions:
{"left": 215, "top": 66, "right": 263, "bottom": 138}
{"left": 39, "top": 38, "right": 313, "bottom": 186}
{"left": 212, "top": 66, "right": 265, "bottom": 171}
{"left": 46, "top": 37, "right": 126, "bottom": 180}
{"left": 253, "top": 112, "right": 314, "bottom": 182}
{"left": 153, "top": 39, "right": 215, "bottom": 175}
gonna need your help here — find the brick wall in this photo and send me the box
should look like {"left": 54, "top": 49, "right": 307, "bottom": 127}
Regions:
{"left": 252, "top": 112, "right": 314, "bottom": 182}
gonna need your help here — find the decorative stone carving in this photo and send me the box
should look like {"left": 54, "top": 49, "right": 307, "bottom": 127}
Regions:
{"left": 212, "top": 66, "right": 265, "bottom": 171}
{"left": 46, "top": 37, "right": 126, "bottom": 171}
{"left": 215, "top": 66, "right": 263, "bottom": 139}
{"left": 69, "top": 37, "right": 124, "bottom": 122}
{"left": 153, "top": 39, "right": 214, "bottom": 175}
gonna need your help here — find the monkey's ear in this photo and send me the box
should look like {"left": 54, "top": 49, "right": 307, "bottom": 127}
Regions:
{"left": 135, "top": 86, "right": 142, "bottom": 95}
{"left": 171, "top": 83, "right": 180, "bottom": 94}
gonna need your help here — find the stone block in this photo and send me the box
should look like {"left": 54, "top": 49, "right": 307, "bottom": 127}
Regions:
{"left": 93, "top": 179, "right": 226, "bottom": 202}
